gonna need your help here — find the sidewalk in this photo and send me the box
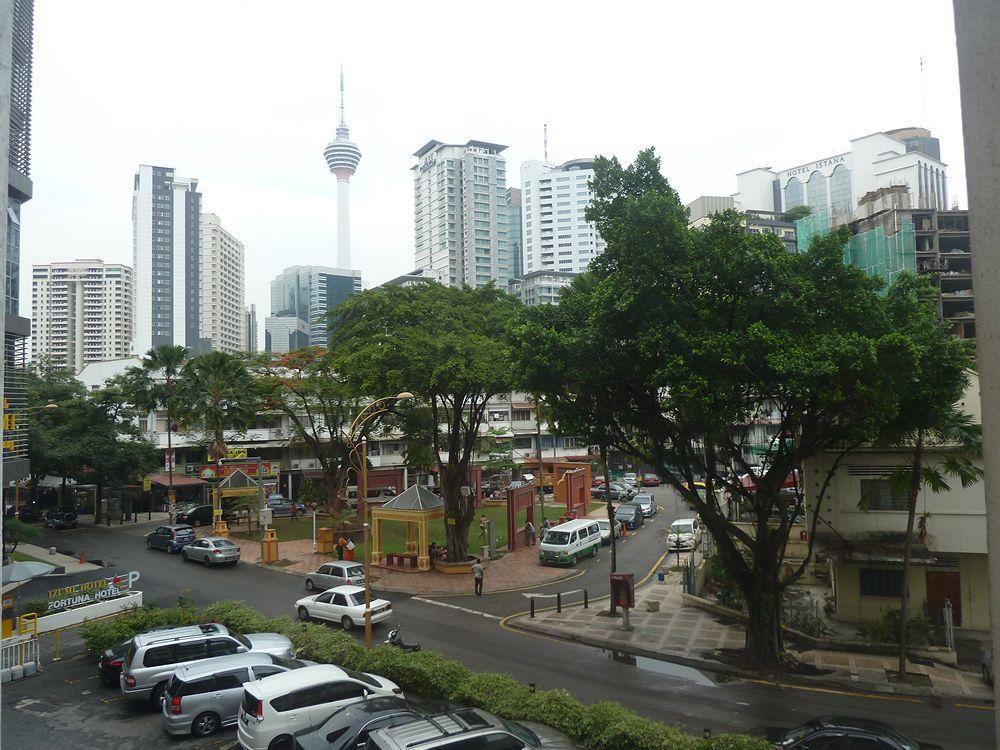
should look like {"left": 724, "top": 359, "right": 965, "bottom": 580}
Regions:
{"left": 507, "top": 572, "right": 993, "bottom": 701}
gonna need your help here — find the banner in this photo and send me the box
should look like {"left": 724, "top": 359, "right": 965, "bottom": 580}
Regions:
{"left": 197, "top": 462, "right": 277, "bottom": 479}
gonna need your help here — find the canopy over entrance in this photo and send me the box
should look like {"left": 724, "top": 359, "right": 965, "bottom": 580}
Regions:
{"left": 370, "top": 485, "right": 444, "bottom": 570}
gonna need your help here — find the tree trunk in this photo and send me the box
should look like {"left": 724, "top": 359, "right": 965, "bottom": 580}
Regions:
{"left": 535, "top": 397, "right": 545, "bottom": 523}
{"left": 742, "top": 539, "right": 784, "bottom": 668}
{"left": 898, "top": 432, "right": 924, "bottom": 682}
{"left": 601, "top": 441, "right": 617, "bottom": 615}
{"left": 166, "top": 404, "right": 175, "bottom": 521}
{"left": 442, "top": 467, "right": 473, "bottom": 561}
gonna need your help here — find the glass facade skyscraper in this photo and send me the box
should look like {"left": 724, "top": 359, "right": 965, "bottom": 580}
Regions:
{"left": 266, "top": 265, "right": 361, "bottom": 352}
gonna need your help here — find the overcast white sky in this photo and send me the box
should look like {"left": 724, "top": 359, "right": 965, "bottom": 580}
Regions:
{"left": 24, "top": 0, "right": 966, "bottom": 346}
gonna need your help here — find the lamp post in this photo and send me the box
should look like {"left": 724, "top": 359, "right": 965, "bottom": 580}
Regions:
{"left": 343, "top": 392, "right": 414, "bottom": 650}
{"left": 8, "top": 402, "right": 58, "bottom": 517}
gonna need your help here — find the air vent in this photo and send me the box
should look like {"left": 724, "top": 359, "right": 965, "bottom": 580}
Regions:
{"left": 848, "top": 465, "right": 897, "bottom": 477}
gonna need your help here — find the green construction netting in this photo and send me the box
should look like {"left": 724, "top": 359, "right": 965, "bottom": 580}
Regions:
{"left": 844, "top": 221, "right": 916, "bottom": 288}
{"left": 794, "top": 210, "right": 830, "bottom": 253}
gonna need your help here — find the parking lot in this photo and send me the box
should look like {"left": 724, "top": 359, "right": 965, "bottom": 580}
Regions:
{"left": 1, "top": 638, "right": 237, "bottom": 750}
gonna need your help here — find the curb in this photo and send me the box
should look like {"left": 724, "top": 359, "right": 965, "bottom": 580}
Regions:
{"left": 505, "top": 615, "right": 994, "bottom": 704}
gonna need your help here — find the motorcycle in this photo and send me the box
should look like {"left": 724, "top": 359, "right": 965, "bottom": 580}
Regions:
{"left": 384, "top": 625, "right": 421, "bottom": 652}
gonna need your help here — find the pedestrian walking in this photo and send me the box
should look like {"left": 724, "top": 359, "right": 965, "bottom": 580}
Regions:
{"left": 478, "top": 514, "right": 489, "bottom": 541}
{"left": 541, "top": 517, "right": 551, "bottom": 537}
{"left": 471, "top": 559, "right": 484, "bottom": 596}
{"left": 524, "top": 520, "right": 536, "bottom": 546}
{"left": 336, "top": 536, "right": 347, "bottom": 560}
{"left": 290, "top": 501, "right": 299, "bottom": 521}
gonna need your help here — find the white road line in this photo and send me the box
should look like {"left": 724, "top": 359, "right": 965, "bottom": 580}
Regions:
{"left": 411, "top": 596, "right": 502, "bottom": 620}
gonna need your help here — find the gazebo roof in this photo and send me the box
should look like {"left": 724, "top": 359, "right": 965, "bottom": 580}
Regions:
{"left": 380, "top": 484, "right": 444, "bottom": 512}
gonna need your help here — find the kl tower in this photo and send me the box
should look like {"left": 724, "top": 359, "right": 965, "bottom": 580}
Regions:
{"left": 323, "top": 68, "right": 362, "bottom": 268}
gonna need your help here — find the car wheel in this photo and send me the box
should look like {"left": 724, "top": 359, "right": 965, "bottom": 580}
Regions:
{"left": 181, "top": 550, "right": 188, "bottom": 561}
{"left": 192, "top": 711, "right": 220, "bottom": 737}
{"left": 341, "top": 616, "right": 354, "bottom": 631}
{"left": 569, "top": 554, "right": 577, "bottom": 567}
{"left": 298, "top": 606, "right": 310, "bottom": 621}
{"left": 305, "top": 578, "right": 315, "bottom": 591}
{"left": 148, "top": 681, "right": 167, "bottom": 709}
{"left": 203, "top": 556, "right": 211, "bottom": 568}
{"left": 146, "top": 539, "right": 152, "bottom": 549}
{"left": 269, "top": 735, "right": 295, "bottom": 750}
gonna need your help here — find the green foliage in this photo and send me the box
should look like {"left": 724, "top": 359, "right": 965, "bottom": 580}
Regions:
{"left": 780, "top": 205, "right": 812, "bottom": 221}
{"left": 785, "top": 611, "right": 834, "bottom": 639}
{"left": 2, "top": 518, "right": 40, "bottom": 556}
{"left": 21, "top": 600, "right": 49, "bottom": 616}
{"left": 857, "top": 609, "right": 936, "bottom": 647}
{"left": 88, "top": 600, "right": 765, "bottom": 749}
{"left": 704, "top": 555, "right": 743, "bottom": 611}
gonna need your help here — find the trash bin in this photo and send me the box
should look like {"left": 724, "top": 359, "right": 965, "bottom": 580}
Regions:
{"left": 262, "top": 527, "right": 279, "bottom": 564}
{"left": 480, "top": 545, "right": 490, "bottom": 564}
{"left": 317, "top": 527, "right": 335, "bottom": 554}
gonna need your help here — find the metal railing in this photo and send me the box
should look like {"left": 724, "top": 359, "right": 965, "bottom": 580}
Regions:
{"left": 524, "top": 588, "right": 589, "bottom": 618}
{"left": 1, "top": 633, "right": 39, "bottom": 675}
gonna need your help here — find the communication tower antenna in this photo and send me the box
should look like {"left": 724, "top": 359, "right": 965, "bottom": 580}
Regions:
{"left": 544, "top": 122, "right": 549, "bottom": 164}
{"left": 919, "top": 55, "right": 928, "bottom": 122}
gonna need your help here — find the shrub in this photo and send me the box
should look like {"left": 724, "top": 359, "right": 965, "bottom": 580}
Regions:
{"left": 704, "top": 554, "right": 743, "bottom": 611}
{"left": 21, "top": 600, "right": 48, "bottom": 616}
{"left": 857, "top": 609, "right": 937, "bottom": 647}
{"left": 581, "top": 702, "right": 694, "bottom": 750}
{"left": 80, "top": 600, "right": 198, "bottom": 654}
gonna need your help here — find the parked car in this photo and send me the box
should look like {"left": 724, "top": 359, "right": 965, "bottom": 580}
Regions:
{"left": 591, "top": 477, "right": 606, "bottom": 488}
{"left": 621, "top": 472, "right": 638, "bottom": 486}
{"left": 237, "top": 664, "right": 403, "bottom": 750}
{"left": 120, "top": 622, "right": 293, "bottom": 708}
{"left": 748, "top": 716, "right": 942, "bottom": 750}
{"left": 145, "top": 524, "right": 196, "bottom": 553}
{"left": 292, "top": 696, "right": 426, "bottom": 750}
{"left": 161, "top": 652, "right": 312, "bottom": 737}
{"left": 633, "top": 493, "right": 656, "bottom": 517}
{"left": 367, "top": 706, "right": 578, "bottom": 750}
{"left": 539, "top": 519, "right": 602, "bottom": 566}
{"left": 595, "top": 518, "right": 623, "bottom": 545}
{"left": 641, "top": 473, "right": 661, "bottom": 487}
{"left": 43, "top": 506, "right": 78, "bottom": 529}
{"left": 97, "top": 639, "right": 131, "bottom": 686}
{"left": 666, "top": 518, "right": 702, "bottom": 550}
{"left": 266, "top": 496, "right": 302, "bottom": 518}
{"left": 296, "top": 585, "right": 392, "bottom": 631}
{"left": 175, "top": 504, "right": 215, "bottom": 527}
{"left": 305, "top": 561, "right": 366, "bottom": 591}
{"left": 181, "top": 536, "right": 241, "bottom": 566}
{"left": 590, "top": 483, "right": 629, "bottom": 502}
{"left": 983, "top": 649, "right": 994, "bottom": 685}
{"left": 614, "top": 503, "right": 644, "bottom": 530}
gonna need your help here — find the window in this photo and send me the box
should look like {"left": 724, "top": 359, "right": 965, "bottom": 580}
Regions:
{"left": 785, "top": 177, "right": 804, "bottom": 209}
{"left": 806, "top": 170, "right": 827, "bottom": 210}
{"left": 208, "top": 638, "right": 240, "bottom": 657}
{"left": 316, "top": 591, "right": 334, "bottom": 604}
{"left": 214, "top": 669, "right": 249, "bottom": 690}
{"left": 511, "top": 408, "right": 531, "bottom": 421}
{"left": 859, "top": 479, "right": 908, "bottom": 511}
{"left": 829, "top": 164, "right": 852, "bottom": 219}
{"left": 143, "top": 646, "right": 175, "bottom": 667}
{"left": 177, "top": 677, "right": 215, "bottom": 697}
{"left": 513, "top": 437, "right": 532, "bottom": 449}
{"left": 446, "top": 734, "right": 527, "bottom": 750}
{"left": 274, "top": 685, "right": 329, "bottom": 711}
{"left": 332, "top": 593, "right": 349, "bottom": 606}
{"left": 323, "top": 681, "right": 366, "bottom": 702}
{"left": 859, "top": 568, "right": 903, "bottom": 598}
{"left": 848, "top": 738, "right": 895, "bottom": 750}
{"left": 175, "top": 641, "right": 208, "bottom": 662}
{"left": 252, "top": 665, "right": 284, "bottom": 680}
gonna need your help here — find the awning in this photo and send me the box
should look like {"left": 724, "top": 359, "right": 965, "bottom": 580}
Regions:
{"left": 817, "top": 533, "right": 937, "bottom": 566}
{"left": 147, "top": 473, "right": 208, "bottom": 487}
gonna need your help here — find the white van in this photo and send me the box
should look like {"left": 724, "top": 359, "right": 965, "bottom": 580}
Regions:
{"left": 236, "top": 664, "right": 402, "bottom": 750}
{"left": 538, "top": 519, "right": 602, "bottom": 566}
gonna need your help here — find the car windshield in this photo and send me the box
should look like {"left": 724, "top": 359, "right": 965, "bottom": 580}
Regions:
{"left": 234, "top": 633, "right": 251, "bottom": 648}
{"left": 671, "top": 523, "right": 694, "bottom": 534}
{"left": 615, "top": 508, "right": 634, "bottom": 517}
{"left": 343, "top": 667, "right": 380, "bottom": 687}
{"left": 543, "top": 531, "right": 570, "bottom": 545}
{"left": 596, "top": 520, "right": 609, "bottom": 529}
{"left": 502, "top": 719, "right": 540, "bottom": 746}
{"left": 269, "top": 654, "right": 306, "bottom": 669}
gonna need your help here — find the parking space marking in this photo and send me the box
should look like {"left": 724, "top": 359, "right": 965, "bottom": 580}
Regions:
{"left": 100, "top": 695, "right": 125, "bottom": 704}
{"left": 955, "top": 702, "right": 994, "bottom": 711}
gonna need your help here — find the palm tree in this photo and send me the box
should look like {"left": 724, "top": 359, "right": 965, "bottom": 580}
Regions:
{"left": 123, "top": 345, "right": 187, "bottom": 519}
{"left": 176, "top": 352, "right": 260, "bottom": 531}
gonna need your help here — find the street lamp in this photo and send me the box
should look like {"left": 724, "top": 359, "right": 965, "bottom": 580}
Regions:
{"left": 344, "top": 392, "right": 414, "bottom": 650}
{"left": 6, "top": 402, "right": 59, "bottom": 517}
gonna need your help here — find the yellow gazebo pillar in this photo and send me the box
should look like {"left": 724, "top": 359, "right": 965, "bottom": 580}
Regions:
{"left": 405, "top": 521, "right": 417, "bottom": 553}
{"left": 417, "top": 515, "right": 430, "bottom": 570}
{"left": 371, "top": 512, "right": 383, "bottom": 565}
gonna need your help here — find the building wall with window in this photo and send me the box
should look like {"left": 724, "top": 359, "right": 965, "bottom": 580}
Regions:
{"left": 199, "top": 213, "right": 246, "bottom": 353}
{"left": 412, "top": 140, "right": 512, "bottom": 288}
{"left": 268, "top": 265, "right": 361, "bottom": 349}
{"left": 507, "top": 270, "right": 577, "bottom": 306}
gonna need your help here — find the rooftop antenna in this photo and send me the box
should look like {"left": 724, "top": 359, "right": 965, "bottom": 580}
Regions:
{"left": 919, "top": 55, "right": 928, "bottom": 123}
{"left": 339, "top": 64, "right": 346, "bottom": 127}
{"left": 544, "top": 122, "right": 549, "bottom": 164}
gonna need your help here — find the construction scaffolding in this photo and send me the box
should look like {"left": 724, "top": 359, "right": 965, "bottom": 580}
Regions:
{"left": 843, "top": 221, "right": 916, "bottom": 288}
{"left": 794, "top": 209, "right": 831, "bottom": 253}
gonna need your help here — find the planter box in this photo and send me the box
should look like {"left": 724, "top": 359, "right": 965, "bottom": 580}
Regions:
{"left": 433, "top": 557, "right": 480, "bottom": 575}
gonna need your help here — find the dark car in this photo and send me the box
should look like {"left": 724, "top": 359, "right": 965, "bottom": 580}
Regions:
{"left": 98, "top": 639, "right": 131, "bottom": 686}
{"left": 591, "top": 484, "right": 629, "bottom": 502}
{"left": 145, "top": 524, "right": 196, "bottom": 553}
{"left": 749, "top": 716, "right": 943, "bottom": 750}
{"left": 266, "top": 496, "right": 302, "bottom": 518}
{"left": 293, "top": 696, "right": 425, "bottom": 750}
{"left": 614, "top": 503, "right": 644, "bottom": 530}
{"left": 175, "top": 504, "right": 215, "bottom": 527}
{"left": 44, "top": 506, "right": 78, "bottom": 529}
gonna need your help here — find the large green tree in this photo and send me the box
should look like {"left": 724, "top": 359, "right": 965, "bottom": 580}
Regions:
{"left": 251, "top": 347, "right": 364, "bottom": 513}
{"left": 329, "top": 283, "right": 518, "bottom": 561}
{"left": 514, "top": 149, "right": 969, "bottom": 668}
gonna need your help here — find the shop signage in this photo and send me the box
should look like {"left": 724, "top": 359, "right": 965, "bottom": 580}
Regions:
{"left": 47, "top": 571, "right": 141, "bottom": 612}
{"left": 226, "top": 447, "right": 248, "bottom": 460}
{"left": 780, "top": 154, "right": 846, "bottom": 179}
{"left": 197, "top": 462, "right": 277, "bottom": 480}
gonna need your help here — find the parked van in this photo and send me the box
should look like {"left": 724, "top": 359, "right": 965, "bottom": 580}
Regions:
{"left": 538, "top": 519, "right": 601, "bottom": 566}
{"left": 346, "top": 486, "right": 395, "bottom": 509}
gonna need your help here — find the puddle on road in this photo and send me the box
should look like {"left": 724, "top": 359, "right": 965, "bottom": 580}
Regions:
{"left": 606, "top": 650, "right": 718, "bottom": 688}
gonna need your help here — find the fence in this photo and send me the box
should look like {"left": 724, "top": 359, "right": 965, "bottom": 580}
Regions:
{"left": 524, "top": 588, "right": 589, "bottom": 618}
{"left": 1, "top": 632, "right": 39, "bottom": 681}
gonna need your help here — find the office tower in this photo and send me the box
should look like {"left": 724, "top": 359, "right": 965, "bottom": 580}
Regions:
{"left": 264, "top": 316, "right": 309, "bottom": 355}
{"left": 412, "top": 140, "right": 511, "bottom": 288}
{"left": 1, "top": 0, "right": 34, "bottom": 485}
{"left": 267, "top": 265, "right": 362, "bottom": 349}
{"left": 507, "top": 188, "right": 523, "bottom": 277}
{"left": 520, "top": 159, "right": 604, "bottom": 274}
{"left": 199, "top": 212, "right": 246, "bottom": 353}
{"left": 323, "top": 69, "right": 361, "bottom": 269}
{"left": 132, "top": 165, "right": 206, "bottom": 356}
{"left": 31, "top": 260, "right": 133, "bottom": 371}
{"left": 245, "top": 304, "right": 258, "bottom": 352}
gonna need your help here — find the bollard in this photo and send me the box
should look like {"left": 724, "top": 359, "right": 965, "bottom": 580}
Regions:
{"left": 556, "top": 592, "right": 562, "bottom": 613}
{"left": 530, "top": 599, "right": 536, "bottom": 618}
{"left": 584, "top": 589, "right": 589, "bottom": 609}
{"left": 79, "top": 552, "right": 86, "bottom": 565}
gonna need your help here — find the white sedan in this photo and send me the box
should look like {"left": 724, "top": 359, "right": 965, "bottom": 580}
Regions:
{"left": 295, "top": 585, "right": 392, "bottom": 631}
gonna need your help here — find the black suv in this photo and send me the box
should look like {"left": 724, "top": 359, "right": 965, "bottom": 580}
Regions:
{"left": 44, "top": 506, "right": 79, "bottom": 529}
{"left": 146, "top": 524, "right": 196, "bottom": 553}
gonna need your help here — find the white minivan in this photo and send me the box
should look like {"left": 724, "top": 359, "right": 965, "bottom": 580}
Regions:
{"left": 237, "top": 664, "right": 402, "bottom": 750}
{"left": 538, "top": 519, "right": 602, "bottom": 566}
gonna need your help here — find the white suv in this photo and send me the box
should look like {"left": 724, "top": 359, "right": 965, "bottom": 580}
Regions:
{"left": 237, "top": 664, "right": 402, "bottom": 750}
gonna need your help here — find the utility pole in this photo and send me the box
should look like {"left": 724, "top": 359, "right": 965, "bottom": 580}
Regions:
{"left": 535, "top": 397, "right": 544, "bottom": 524}
{"left": 601, "top": 440, "right": 617, "bottom": 615}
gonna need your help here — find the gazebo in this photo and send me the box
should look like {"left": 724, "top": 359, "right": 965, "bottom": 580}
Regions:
{"left": 370, "top": 485, "right": 444, "bottom": 570}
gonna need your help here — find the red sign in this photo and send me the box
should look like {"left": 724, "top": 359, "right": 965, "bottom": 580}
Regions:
{"left": 610, "top": 572, "right": 635, "bottom": 609}
{"left": 197, "top": 462, "right": 277, "bottom": 479}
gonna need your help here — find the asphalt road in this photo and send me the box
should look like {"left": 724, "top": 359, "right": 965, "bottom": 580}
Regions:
{"left": 3, "top": 494, "right": 994, "bottom": 749}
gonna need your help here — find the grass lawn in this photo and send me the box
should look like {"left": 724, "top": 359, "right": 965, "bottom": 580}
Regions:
{"left": 232, "top": 501, "right": 606, "bottom": 562}
{"left": 9, "top": 550, "right": 47, "bottom": 564}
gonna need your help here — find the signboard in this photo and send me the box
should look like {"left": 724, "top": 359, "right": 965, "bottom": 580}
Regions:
{"left": 47, "top": 571, "right": 141, "bottom": 612}
{"left": 197, "top": 462, "right": 276, "bottom": 480}
{"left": 164, "top": 448, "right": 176, "bottom": 472}
{"left": 610, "top": 572, "right": 635, "bottom": 609}
{"left": 143, "top": 477, "right": 152, "bottom": 492}
{"left": 226, "top": 447, "right": 248, "bottom": 460}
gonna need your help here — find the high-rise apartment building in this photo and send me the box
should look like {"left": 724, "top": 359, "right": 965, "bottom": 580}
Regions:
{"left": 1, "top": 0, "right": 35, "bottom": 486}
{"left": 520, "top": 159, "right": 604, "bottom": 274}
{"left": 508, "top": 270, "right": 577, "bottom": 306}
{"left": 266, "top": 265, "right": 361, "bottom": 350}
{"left": 507, "top": 188, "right": 523, "bottom": 277}
{"left": 412, "top": 140, "right": 512, "bottom": 288}
{"left": 131, "top": 164, "right": 206, "bottom": 357}
{"left": 30, "top": 260, "right": 133, "bottom": 371}
{"left": 199, "top": 212, "right": 245, "bottom": 353}
{"left": 245, "top": 304, "right": 257, "bottom": 352}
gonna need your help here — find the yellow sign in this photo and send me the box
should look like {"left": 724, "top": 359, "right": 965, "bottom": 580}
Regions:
{"left": 227, "top": 447, "right": 248, "bottom": 459}
{"left": 143, "top": 477, "right": 152, "bottom": 492}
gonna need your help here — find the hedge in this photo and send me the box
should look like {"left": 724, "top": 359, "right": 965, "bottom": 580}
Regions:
{"left": 80, "top": 600, "right": 768, "bottom": 750}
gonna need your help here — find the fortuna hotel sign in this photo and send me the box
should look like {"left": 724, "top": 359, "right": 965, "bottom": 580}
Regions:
{"left": 46, "top": 571, "right": 141, "bottom": 612}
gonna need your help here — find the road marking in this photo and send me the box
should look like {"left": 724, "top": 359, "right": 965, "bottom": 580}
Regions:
{"left": 412, "top": 597, "right": 502, "bottom": 620}
{"left": 955, "top": 702, "right": 994, "bottom": 711}
{"left": 746, "top": 678, "right": 923, "bottom": 703}
{"left": 100, "top": 695, "right": 125, "bottom": 704}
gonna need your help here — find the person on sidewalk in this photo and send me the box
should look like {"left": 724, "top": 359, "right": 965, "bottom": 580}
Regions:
{"left": 471, "top": 560, "right": 484, "bottom": 596}
{"left": 541, "top": 518, "right": 551, "bottom": 538}
{"left": 524, "top": 520, "right": 536, "bottom": 545}
{"left": 336, "top": 536, "right": 347, "bottom": 560}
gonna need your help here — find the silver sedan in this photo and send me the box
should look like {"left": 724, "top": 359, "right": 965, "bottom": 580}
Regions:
{"left": 181, "top": 536, "right": 241, "bottom": 566}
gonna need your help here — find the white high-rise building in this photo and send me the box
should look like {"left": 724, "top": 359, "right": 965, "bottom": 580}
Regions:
{"left": 520, "top": 159, "right": 604, "bottom": 275}
{"left": 199, "top": 212, "right": 246, "bottom": 354}
{"left": 31, "top": 260, "right": 133, "bottom": 372}
{"left": 412, "top": 140, "right": 512, "bottom": 288}
{"left": 132, "top": 165, "right": 205, "bottom": 356}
